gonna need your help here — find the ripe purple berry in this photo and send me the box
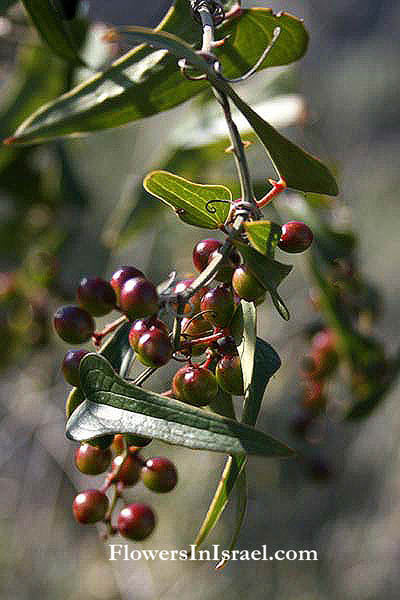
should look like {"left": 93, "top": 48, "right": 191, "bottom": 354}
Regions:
{"left": 54, "top": 305, "right": 95, "bottom": 344}
{"left": 73, "top": 489, "right": 109, "bottom": 524}
{"left": 278, "top": 221, "right": 313, "bottom": 254}
{"left": 119, "top": 277, "right": 159, "bottom": 320}
{"left": 110, "top": 266, "right": 145, "bottom": 304}
{"left": 136, "top": 329, "right": 172, "bottom": 368}
{"left": 200, "top": 285, "right": 235, "bottom": 328}
{"left": 77, "top": 276, "right": 116, "bottom": 316}
{"left": 141, "top": 457, "right": 178, "bottom": 493}
{"left": 62, "top": 349, "right": 89, "bottom": 387}
{"left": 128, "top": 317, "right": 169, "bottom": 351}
{"left": 117, "top": 503, "right": 156, "bottom": 540}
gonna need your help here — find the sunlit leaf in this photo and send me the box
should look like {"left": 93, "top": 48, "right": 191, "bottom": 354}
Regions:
{"left": 8, "top": 3, "right": 308, "bottom": 143}
{"left": 244, "top": 220, "right": 282, "bottom": 256}
{"left": 143, "top": 170, "right": 231, "bottom": 229}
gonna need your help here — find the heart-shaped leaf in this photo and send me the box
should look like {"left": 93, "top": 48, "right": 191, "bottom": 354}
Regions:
{"left": 7, "top": 2, "right": 308, "bottom": 144}
{"left": 244, "top": 220, "right": 282, "bottom": 257}
{"left": 65, "top": 320, "right": 131, "bottom": 418}
{"left": 143, "top": 170, "right": 231, "bottom": 229}
{"left": 66, "top": 353, "right": 294, "bottom": 457}
{"left": 21, "top": 0, "right": 86, "bottom": 66}
{"left": 234, "top": 240, "right": 292, "bottom": 320}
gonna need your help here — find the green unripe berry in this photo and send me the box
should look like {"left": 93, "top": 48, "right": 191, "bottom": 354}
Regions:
{"left": 232, "top": 265, "right": 265, "bottom": 302}
{"left": 74, "top": 443, "right": 112, "bottom": 475}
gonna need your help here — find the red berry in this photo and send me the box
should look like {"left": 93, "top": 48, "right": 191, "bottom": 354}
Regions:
{"left": 128, "top": 317, "right": 168, "bottom": 351}
{"left": 278, "top": 221, "right": 313, "bottom": 253}
{"left": 136, "top": 329, "right": 172, "bottom": 368}
{"left": 200, "top": 285, "right": 235, "bottom": 327}
{"left": 75, "top": 443, "right": 112, "bottom": 475}
{"left": 216, "top": 355, "right": 244, "bottom": 396}
{"left": 232, "top": 265, "right": 265, "bottom": 302}
{"left": 54, "top": 305, "right": 95, "bottom": 344}
{"left": 73, "top": 489, "right": 109, "bottom": 524}
{"left": 141, "top": 457, "right": 178, "bottom": 493}
{"left": 111, "top": 453, "right": 141, "bottom": 487}
{"left": 110, "top": 266, "right": 145, "bottom": 304}
{"left": 172, "top": 365, "right": 218, "bottom": 407}
{"left": 120, "top": 277, "right": 159, "bottom": 320}
{"left": 193, "top": 239, "right": 240, "bottom": 283}
{"left": 77, "top": 276, "right": 116, "bottom": 316}
{"left": 62, "top": 349, "right": 89, "bottom": 387}
{"left": 117, "top": 503, "right": 156, "bottom": 540}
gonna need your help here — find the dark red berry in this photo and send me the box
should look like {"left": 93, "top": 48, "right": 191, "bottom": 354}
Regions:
{"left": 128, "top": 317, "right": 168, "bottom": 351}
{"left": 62, "top": 349, "right": 89, "bottom": 387}
{"left": 111, "top": 453, "right": 141, "bottom": 486}
{"left": 193, "top": 239, "right": 221, "bottom": 272}
{"left": 216, "top": 354, "right": 244, "bottom": 396}
{"left": 136, "top": 329, "right": 172, "bottom": 368}
{"left": 172, "top": 365, "right": 218, "bottom": 407}
{"left": 200, "top": 285, "right": 235, "bottom": 327}
{"left": 117, "top": 503, "right": 155, "bottom": 541}
{"left": 120, "top": 277, "right": 159, "bottom": 320}
{"left": 77, "top": 276, "right": 116, "bottom": 316}
{"left": 193, "top": 239, "right": 240, "bottom": 283}
{"left": 232, "top": 265, "right": 265, "bottom": 302}
{"left": 110, "top": 266, "right": 145, "bottom": 304}
{"left": 54, "top": 305, "right": 95, "bottom": 344}
{"left": 73, "top": 489, "right": 109, "bottom": 524}
{"left": 278, "top": 221, "right": 313, "bottom": 254}
{"left": 75, "top": 443, "right": 112, "bottom": 475}
{"left": 141, "top": 457, "right": 178, "bottom": 493}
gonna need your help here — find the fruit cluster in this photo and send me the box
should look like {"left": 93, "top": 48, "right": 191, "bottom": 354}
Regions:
{"left": 55, "top": 222, "right": 313, "bottom": 535}
{"left": 72, "top": 434, "right": 177, "bottom": 540}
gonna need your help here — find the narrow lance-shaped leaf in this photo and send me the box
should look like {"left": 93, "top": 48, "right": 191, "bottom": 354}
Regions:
{"left": 234, "top": 240, "right": 292, "bottom": 320}
{"left": 86, "top": 27, "right": 338, "bottom": 198}
{"left": 7, "top": 4, "right": 308, "bottom": 144}
{"left": 21, "top": 0, "right": 86, "bottom": 66}
{"left": 143, "top": 170, "right": 231, "bottom": 229}
{"left": 66, "top": 353, "right": 294, "bottom": 457}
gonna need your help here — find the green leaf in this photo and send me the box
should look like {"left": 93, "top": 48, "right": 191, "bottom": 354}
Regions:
{"left": 143, "top": 170, "right": 231, "bottom": 229}
{"left": 21, "top": 0, "right": 86, "bottom": 66}
{"left": 238, "top": 300, "right": 257, "bottom": 396}
{"left": 66, "top": 353, "right": 294, "bottom": 457}
{"left": 234, "top": 240, "right": 292, "bottom": 320}
{"left": 241, "top": 337, "right": 281, "bottom": 426}
{"left": 65, "top": 321, "right": 131, "bottom": 418}
{"left": 215, "top": 468, "right": 247, "bottom": 570}
{"left": 8, "top": 3, "right": 308, "bottom": 144}
{"left": 244, "top": 220, "right": 282, "bottom": 257}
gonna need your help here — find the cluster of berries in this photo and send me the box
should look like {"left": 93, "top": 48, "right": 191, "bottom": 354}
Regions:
{"left": 72, "top": 434, "right": 177, "bottom": 540}
{"left": 54, "top": 221, "right": 313, "bottom": 528}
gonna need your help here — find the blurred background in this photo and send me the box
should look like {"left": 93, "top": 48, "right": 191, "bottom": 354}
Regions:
{"left": 1, "top": 1, "right": 400, "bottom": 599}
